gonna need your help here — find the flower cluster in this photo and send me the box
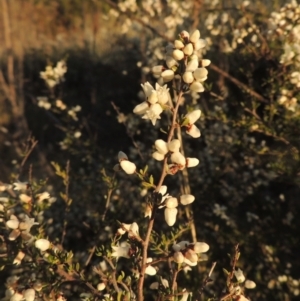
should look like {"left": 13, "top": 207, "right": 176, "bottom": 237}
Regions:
{"left": 172, "top": 241, "right": 209, "bottom": 266}
{"left": 151, "top": 185, "right": 195, "bottom": 226}
{"left": 40, "top": 60, "right": 67, "bottom": 88}
{"left": 152, "top": 139, "right": 199, "bottom": 175}
{"left": 152, "top": 29, "right": 210, "bottom": 91}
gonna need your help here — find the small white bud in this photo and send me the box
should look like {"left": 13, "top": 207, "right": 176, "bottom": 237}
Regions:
{"left": 186, "top": 157, "right": 199, "bottom": 167}
{"left": 193, "top": 242, "right": 209, "bottom": 253}
{"left": 185, "top": 109, "right": 201, "bottom": 124}
{"left": 190, "top": 81, "right": 204, "bottom": 93}
{"left": 161, "top": 69, "right": 175, "bottom": 82}
{"left": 174, "top": 40, "right": 184, "bottom": 49}
{"left": 164, "top": 208, "right": 178, "bottom": 226}
{"left": 193, "top": 68, "right": 208, "bottom": 81}
{"left": 24, "top": 289, "right": 35, "bottom": 301}
{"left": 172, "top": 49, "right": 184, "bottom": 61}
{"left": 165, "top": 197, "right": 178, "bottom": 209}
{"left": 182, "top": 72, "right": 194, "bottom": 84}
{"left": 183, "top": 43, "right": 194, "bottom": 56}
{"left": 180, "top": 194, "right": 195, "bottom": 205}
{"left": 167, "top": 139, "right": 181, "bottom": 152}
{"left": 245, "top": 280, "right": 256, "bottom": 289}
{"left": 97, "top": 283, "right": 106, "bottom": 291}
{"left": 190, "top": 30, "right": 200, "bottom": 43}
{"left": 171, "top": 152, "right": 185, "bottom": 166}
{"left": 35, "top": 238, "right": 51, "bottom": 251}
{"left": 120, "top": 160, "right": 136, "bottom": 175}
{"left": 173, "top": 251, "right": 185, "bottom": 264}
{"left": 155, "top": 139, "right": 168, "bottom": 154}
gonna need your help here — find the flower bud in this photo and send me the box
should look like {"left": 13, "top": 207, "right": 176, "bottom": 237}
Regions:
{"left": 152, "top": 65, "right": 163, "bottom": 77}
{"left": 120, "top": 160, "right": 136, "bottom": 175}
{"left": 186, "top": 58, "right": 199, "bottom": 72}
{"left": 35, "top": 238, "right": 50, "bottom": 251}
{"left": 182, "top": 72, "right": 194, "bottom": 84}
{"left": 180, "top": 194, "right": 195, "bottom": 205}
{"left": 171, "top": 152, "right": 185, "bottom": 166}
{"left": 133, "top": 102, "right": 149, "bottom": 115}
{"left": 6, "top": 219, "right": 19, "bottom": 230}
{"left": 193, "top": 68, "right": 208, "bottom": 82}
{"left": 97, "top": 283, "right": 106, "bottom": 291}
{"left": 164, "top": 207, "right": 178, "bottom": 226}
{"left": 245, "top": 280, "right": 256, "bottom": 289}
{"left": 190, "top": 29, "right": 200, "bottom": 43}
{"left": 201, "top": 59, "right": 211, "bottom": 67}
{"left": 186, "top": 109, "right": 201, "bottom": 124}
{"left": 183, "top": 43, "right": 194, "bottom": 56}
{"left": 190, "top": 81, "right": 204, "bottom": 92}
{"left": 174, "top": 40, "right": 184, "bottom": 49}
{"left": 193, "top": 242, "right": 209, "bottom": 253}
{"left": 234, "top": 268, "right": 246, "bottom": 283}
{"left": 172, "top": 49, "right": 184, "bottom": 61}
{"left": 155, "top": 139, "right": 168, "bottom": 154}
{"left": 167, "top": 139, "right": 180, "bottom": 152}
{"left": 186, "top": 157, "right": 199, "bottom": 168}
{"left": 161, "top": 69, "right": 175, "bottom": 82}
{"left": 24, "top": 289, "right": 35, "bottom": 301}
{"left": 152, "top": 151, "right": 165, "bottom": 161}
{"left": 165, "top": 197, "right": 178, "bottom": 209}
{"left": 173, "top": 251, "right": 184, "bottom": 264}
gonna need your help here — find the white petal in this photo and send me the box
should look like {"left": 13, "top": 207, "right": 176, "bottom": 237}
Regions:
{"left": 145, "top": 265, "right": 156, "bottom": 276}
{"left": 6, "top": 219, "right": 19, "bottom": 230}
{"left": 168, "top": 139, "right": 181, "bottom": 152}
{"left": 183, "top": 257, "right": 197, "bottom": 266}
{"left": 35, "top": 239, "right": 50, "bottom": 251}
{"left": 173, "top": 251, "right": 184, "bottom": 264}
{"left": 234, "top": 268, "right": 246, "bottom": 283}
{"left": 174, "top": 40, "right": 184, "bottom": 49}
{"left": 13, "top": 251, "right": 25, "bottom": 265}
{"left": 183, "top": 43, "right": 193, "bottom": 56}
{"left": 97, "top": 283, "right": 106, "bottom": 291}
{"left": 148, "top": 91, "right": 158, "bottom": 104}
{"left": 193, "top": 242, "right": 209, "bottom": 253}
{"left": 245, "top": 280, "right": 256, "bottom": 289}
{"left": 180, "top": 194, "right": 195, "bottom": 205}
{"left": 129, "top": 222, "right": 139, "bottom": 238}
{"left": 150, "top": 282, "right": 159, "bottom": 290}
{"left": 19, "top": 194, "right": 31, "bottom": 203}
{"left": 10, "top": 293, "right": 24, "bottom": 301}
{"left": 166, "top": 56, "right": 179, "bottom": 69}
{"left": 185, "top": 109, "right": 201, "bottom": 124}
{"left": 182, "top": 72, "right": 194, "bottom": 84}
{"left": 158, "top": 185, "right": 167, "bottom": 196}
{"left": 161, "top": 69, "right": 174, "bottom": 82}
{"left": 193, "top": 68, "right": 208, "bottom": 81}
{"left": 201, "top": 59, "right": 211, "bottom": 67}
{"left": 164, "top": 208, "right": 178, "bottom": 226}
{"left": 190, "top": 30, "right": 200, "bottom": 43}
{"left": 190, "top": 81, "right": 204, "bottom": 93}
{"left": 155, "top": 139, "right": 168, "bottom": 154}
{"left": 141, "top": 82, "right": 155, "bottom": 97}
{"left": 185, "top": 249, "right": 198, "bottom": 263}
{"left": 24, "top": 289, "right": 35, "bottom": 301}
{"left": 152, "top": 151, "right": 165, "bottom": 161}
{"left": 186, "top": 157, "right": 199, "bottom": 168}
{"left": 186, "top": 57, "right": 199, "bottom": 72}
{"left": 118, "top": 151, "right": 128, "bottom": 161}
{"left": 171, "top": 152, "right": 185, "bottom": 165}
{"left": 186, "top": 125, "right": 201, "bottom": 138}
{"left": 194, "top": 39, "right": 206, "bottom": 50}
{"left": 133, "top": 101, "right": 149, "bottom": 115}
{"left": 120, "top": 161, "right": 136, "bottom": 174}
{"left": 165, "top": 197, "right": 178, "bottom": 209}
{"left": 172, "top": 49, "right": 184, "bottom": 61}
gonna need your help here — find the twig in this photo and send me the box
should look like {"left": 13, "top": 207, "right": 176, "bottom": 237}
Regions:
{"left": 61, "top": 160, "right": 70, "bottom": 246}
{"left": 197, "top": 261, "right": 217, "bottom": 298}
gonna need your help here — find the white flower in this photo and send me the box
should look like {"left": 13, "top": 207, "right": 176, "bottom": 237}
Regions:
{"left": 193, "top": 242, "right": 209, "bottom": 253}
{"left": 97, "top": 283, "right": 106, "bottom": 291}
{"left": 133, "top": 101, "right": 149, "bottom": 115}
{"left": 120, "top": 160, "right": 136, "bottom": 174}
{"left": 173, "top": 251, "right": 185, "bottom": 264}
{"left": 234, "top": 268, "right": 246, "bottom": 283}
{"left": 180, "top": 194, "right": 195, "bottom": 205}
{"left": 168, "top": 139, "right": 181, "bottom": 152}
{"left": 24, "top": 288, "right": 35, "bottom": 301}
{"left": 164, "top": 207, "right": 178, "bottom": 226}
{"left": 161, "top": 69, "right": 175, "bottom": 82}
{"left": 145, "top": 258, "right": 157, "bottom": 276}
{"left": 142, "top": 103, "right": 163, "bottom": 126}
{"left": 155, "top": 83, "right": 170, "bottom": 105}
{"left": 35, "top": 238, "right": 51, "bottom": 251}
{"left": 186, "top": 158, "right": 199, "bottom": 168}
{"left": 190, "top": 81, "right": 204, "bottom": 92}
{"left": 111, "top": 242, "right": 131, "bottom": 259}
{"left": 10, "top": 292, "right": 23, "bottom": 301}
{"left": 183, "top": 43, "right": 194, "bottom": 56}
{"left": 171, "top": 152, "right": 186, "bottom": 166}
{"left": 190, "top": 30, "right": 200, "bottom": 43}
{"left": 120, "top": 222, "right": 139, "bottom": 238}
{"left": 37, "top": 192, "right": 50, "bottom": 202}
{"left": 186, "top": 56, "right": 199, "bottom": 72}
{"left": 193, "top": 68, "right": 208, "bottom": 82}
{"left": 245, "top": 280, "right": 256, "bottom": 289}
{"left": 13, "top": 181, "right": 29, "bottom": 191}
{"left": 165, "top": 197, "right": 178, "bottom": 209}
{"left": 183, "top": 72, "right": 194, "bottom": 84}
{"left": 19, "top": 215, "right": 38, "bottom": 232}
{"left": 173, "top": 49, "right": 184, "bottom": 61}
{"left": 152, "top": 139, "right": 168, "bottom": 161}
{"left": 118, "top": 152, "right": 136, "bottom": 174}
{"left": 19, "top": 194, "right": 31, "bottom": 203}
